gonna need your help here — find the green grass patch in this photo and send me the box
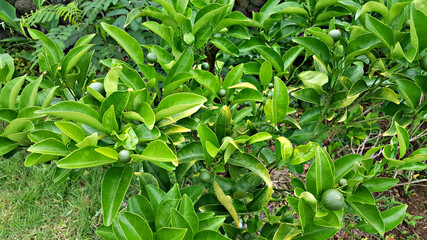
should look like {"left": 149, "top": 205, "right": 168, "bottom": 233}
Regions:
{"left": 0, "top": 151, "right": 103, "bottom": 239}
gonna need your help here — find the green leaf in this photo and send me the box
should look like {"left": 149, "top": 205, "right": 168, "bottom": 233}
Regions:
{"left": 60, "top": 44, "right": 94, "bottom": 77}
{"left": 348, "top": 202, "right": 385, "bottom": 235}
{"left": 396, "top": 123, "right": 409, "bottom": 159}
{"left": 273, "top": 223, "right": 301, "bottom": 240}
{"left": 156, "top": 228, "right": 187, "bottom": 240}
{"left": 314, "top": 147, "right": 335, "bottom": 197}
{"left": 104, "top": 64, "right": 122, "bottom": 97}
{"left": 349, "top": 80, "right": 369, "bottom": 97}
{"left": 211, "top": 37, "right": 239, "bottom": 57}
{"left": 347, "top": 186, "right": 375, "bottom": 205}
{"left": 213, "top": 180, "right": 240, "bottom": 228}
{"left": 96, "top": 225, "right": 116, "bottom": 240}
{"left": 259, "top": 60, "right": 273, "bottom": 87}
{"left": 132, "top": 140, "right": 178, "bottom": 165}
{"left": 410, "top": 5, "right": 427, "bottom": 53}
{"left": 19, "top": 76, "right": 42, "bottom": 110}
{"left": 0, "top": 75, "right": 26, "bottom": 108}
{"left": 254, "top": 46, "right": 284, "bottom": 72}
{"left": 116, "top": 211, "right": 153, "bottom": 240}
{"left": 192, "top": 5, "right": 229, "bottom": 35}
{"left": 36, "top": 101, "right": 104, "bottom": 131}
{"left": 248, "top": 132, "right": 272, "bottom": 145}
{"left": 298, "top": 71, "right": 328, "bottom": 94}
{"left": 191, "top": 70, "right": 221, "bottom": 96}
{"left": 0, "top": 53, "right": 14, "bottom": 83}
{"left": 177, "top": 142, "right": 204, "bottom": 163}
{"left": 293, "top": 37, "right": 331, "bottom": 66}
{"left": 357, "top": 204, "right": 408, "bottom": 233}
{"left": 276, "top": 136, "right": 293, "bottom": 162}
{"left": 57, "top": 147, "right": 117, "bottom": 169}
{"left": 293, "top": 223, "right": 338, "bottom": 239}
{"left": 198, "top": 124, "right": 219, "bottom": 165}
{"left": 290, "top": 142, "right": 317, "bottom": 165}
{"left": 127, "top": 195, "right": 155, "bottom": 223}
{"left": 102, "top": 167, "right": 134, "bottom": 226}
{"left": 356, "top": 1, "right": 389, "bottom": 20}
{"left": 298, "top": 198, "right": 314, "bottom": 230}
{"left": 194, "top": 230, "right": 230, "bottom": 240}
{"left": 155, "top": 93, "right": 207, "bottom": 121}
{"left": 155, "top": 199, "right": 180, "bottom": 230}
{"left": 28, "top": 29, "right": 63, "bottom": 63}
{"left": 228, "top": 152, "right": 273, "bottom": 208}
{"left": 27, "top": 138, "right": 69, "bottom": 156}
{"left": 283, "top": 46, "right": 304, "bottom": 71}
{"left": 179, "top": 195, "right": 199, "bottom": 234}
{"left": 0, "top": 137, "right": 18, "bottom": 156}
{"left": 170, "top": 208, "right": 193, "bottom": 240}
{"left": 396, "top": 79, "right": 421, "bottom": 109}
{"left": 345, "top": 33, "right": 382, "bottom": 60}
{"left": 1, "top": 118, "right": 34, "bottom": 142}
{"left": 215, "top": 105, "right": 232, "bottom": 141}
{"left": 164, "top": 47, "right": 193, "bottom": 86}
{"left": 55, "top": 122, "right": 85, "bottom": 143}
{"left": 368, "top": 88, "right": 400, "bottom": 105}
{"left": 365, "top": 15, "right": 394, "bottom": 49}
{"left": 363, "top": 177, "right": 399, "bottom": 192}
{"left": 102, "top": 106, "right": 119, "bottom": 134}
{"left": 334, "top": 154, "right": 362, "bottom": 180}
{"left": 292, "top": 88, "right": 321, "bottom": 105}
{"left": 265, "top": 77, "right": 289, "bottom": 125}
{"left": 101, "top": 23, "right": 144, "bottom": 69}
{"left": 100, "top": 91, "right": 130, "bottom": 118}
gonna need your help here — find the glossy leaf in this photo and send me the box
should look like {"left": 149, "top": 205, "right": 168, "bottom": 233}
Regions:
{"left": 102, "top": 167, "right": 134, "bottom": 226}
{"left": 36, "top": 101, "right": 104, "bottom": 131}
{"left": 57, "top": 147, "right": 117, "bottom": 168}
{"left": 101, "top": 23, "right": 144, "bottom": 68}
{"left": 116, "top": 211, "right": 152, "bottom": 240}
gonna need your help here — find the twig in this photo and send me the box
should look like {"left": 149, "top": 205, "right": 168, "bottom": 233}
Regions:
{"left": 394, "top": 179, "right": 427, "bottom": 187}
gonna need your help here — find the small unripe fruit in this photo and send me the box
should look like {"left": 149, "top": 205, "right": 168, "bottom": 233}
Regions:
{"left": 146, "top": 53, "right": 157, "bottom": 64}
{"left": 329, "top": 29, "right": 341, "bottom": 42}
{"left": 118, "top": 150, "right": 131, "bottom": 163}
{"left": 183, "top": 32, "right": 195, "bottom": 45}
{"left": 199, "top": 171, "right": 211, "bottom": 183}
{"left": 201, "top": 62, "right": 209, "bottom": 70}
{"left": 338, "top": 178, "right": 347, "bottom": 186}
{"left": 321, "top": 189, "right": 345, "bottom": 211}
{"left": 267, "top": 83, "right": 274, "bottom": 89}
{"left": 217, "top": 88, "right": 226, "bottom": 98}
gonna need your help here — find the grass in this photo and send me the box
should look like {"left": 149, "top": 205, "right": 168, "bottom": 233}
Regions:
{"left": 0, "top": 151, "right": 103, "bottom": 239}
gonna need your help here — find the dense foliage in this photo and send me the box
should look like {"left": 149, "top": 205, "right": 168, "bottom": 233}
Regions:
{"left": 1, "top": 0, "right": 426, "bottom": 239}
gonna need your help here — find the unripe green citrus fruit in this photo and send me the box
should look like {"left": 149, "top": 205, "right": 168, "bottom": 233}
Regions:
{"left": 217, "top": 88, "right": 226, "bottom": 97}
{"left": 419, "top": 56, "right": 427, "bottom": 71}
{"left": 199, "top": 171, "right": 211, "bottom": 183}
{"left": 338, "top": 178, "right": 347, "bottom": 186}
{"left": 267, "top": 83, "right": 274, "bottom": 89}
{"left": 88, "top": 82, "right": 105, "bottom": 96}
{"left": 201, "top": 62, "right": 209, "bottom": 70}
{"left": 118, "top": 150, "right": 131, "bottom": 163}
{"left": 147, "top": 53, "right": 157, "bottom": 64}
{"left": 184, "top": 32, "right": 195, "bottom": 45}
{"left": 329, "top": 29, "right": 341, "bottom": 42}
{"left": 321, "top": 189, "right": 345, "bottom": 211}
